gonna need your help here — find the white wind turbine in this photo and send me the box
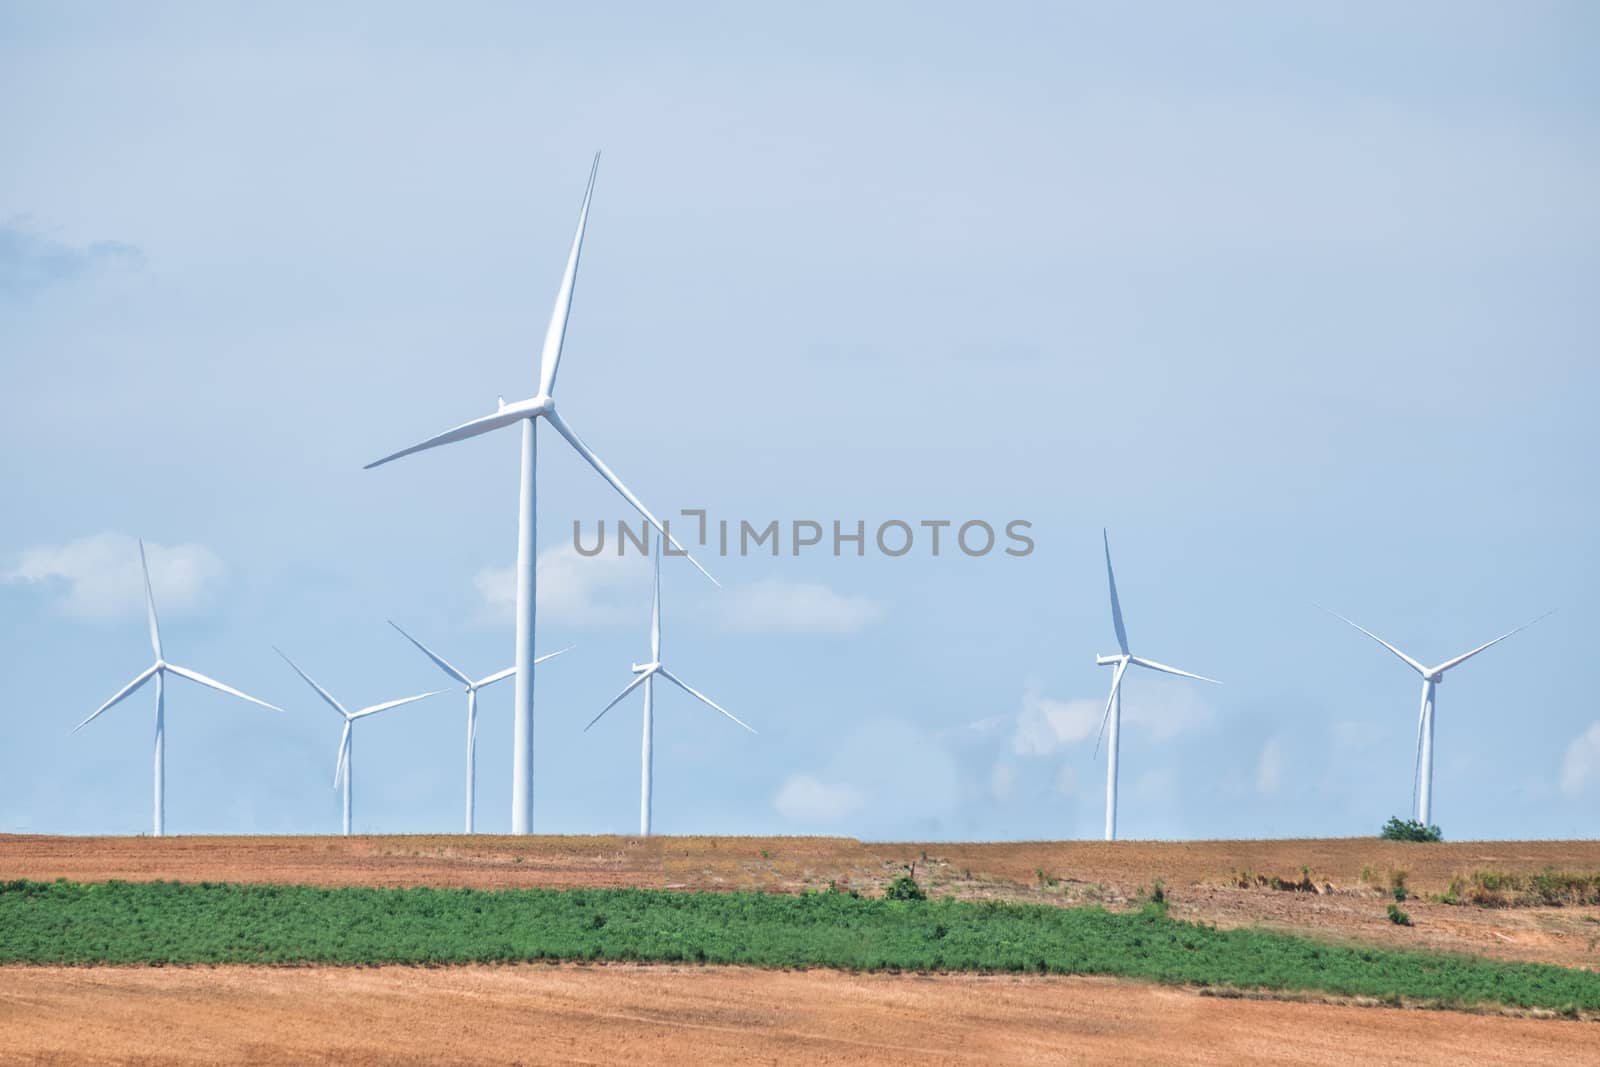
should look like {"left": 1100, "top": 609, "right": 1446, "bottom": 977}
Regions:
{"left": 365, "top": 153, "right": 712, "bottom": 835}
{"left": 585, "top": 536, "right": 754, "bottom": 836}
{"left": 1094, "top": 530, "right": 1220, "bottom": 842}
{"left": 388, "top": 621, "right": 571, "bottom": 833}
{"left": 73, "top": 540, "right": 281, "bottom": 836}
{"left": 1327, "top": 608, "right": 1552, "bottom": 828}
{"left": 275, "top": 648, "right": 445, "bottom": 835}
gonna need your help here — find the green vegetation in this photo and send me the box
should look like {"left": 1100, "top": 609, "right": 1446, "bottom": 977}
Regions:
{"left": 4, "top": 879, "right": 1599, "bottom": 1013}
{"left": 1445, "top": 868, "right": 1600, "bottom": 908}
{"left": 1387, "top": 903, "right": 1412, "bottom": 927}
{"left": 883, "top": 874, "right": 926, "bottom": 902}
{"left": 1381, "top": 817, "right": 1443, "bottom": 843}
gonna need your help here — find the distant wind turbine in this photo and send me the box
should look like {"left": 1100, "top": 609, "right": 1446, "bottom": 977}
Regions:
{"left": 1094, "top": 530, "right": 1220, "bottom": 842}
{"left": 274, "top": 648, "right": 445, "bottom": 835}
{"left": 1327, "top": 608, "right": 1553, "bottom": 827}
{"left": 585, "top": 536, "right": 754, "bottom": 836}
{"left": 73, "top": 540, "right": 281, "bottom": 837}
{"left": 388, "top": 621, "right": 571, "bottom": 833}
{"left": 364, "top": 153, "right": 712, "bottom": 835}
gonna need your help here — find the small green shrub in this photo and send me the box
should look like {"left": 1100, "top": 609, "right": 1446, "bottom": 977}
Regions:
{"left": 1381, "top": 817, "right": 1443, "bottom": 842}
{"left": 1388, "top": 904, "right": 1412, "bottom": 926}
{"left": 884, "top": 875, "right": 926, "bottom": 902}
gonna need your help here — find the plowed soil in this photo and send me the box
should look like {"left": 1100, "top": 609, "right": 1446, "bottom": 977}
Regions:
{"left": 2, "top": 964, "right": 1595, "bottom": 1066}
{"left": 5, "top": 834, "right": 1599, "bottom": 968}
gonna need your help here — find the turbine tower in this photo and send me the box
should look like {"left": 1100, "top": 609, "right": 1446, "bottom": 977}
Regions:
{"left": 275, "top": 648, "right": 444, "bottom": 835}
{"left": 1094, "top": 530, "right": 1220, "bottom": 842}
{"left": 73, "top": 539, "right": 281, "bottom": 836}
{"left": 1328, "top": 609, "right": 1552, "bottom": 827}
{"left": 388, "top": 621, "right": 570, "bottom": 833}
{"left": 585, "top": 535, "right": 754, "bottom": 836}
{"left": 364, "top": 154, "right": 711, "bottom": 834}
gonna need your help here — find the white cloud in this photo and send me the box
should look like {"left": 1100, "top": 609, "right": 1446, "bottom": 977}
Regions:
{"left": 474, "top": 545, "right": 647, "bottom": 627}
{"left": 989, "top": 762, "right": 1014, "bottom": 801}
{"left": 720, "top": 578, "right": 884, "bottom": 635}
{"left": 1010, "top": 678, "right": 1214, "bottom": 758}
{"left": 774, "top": 718, "right": 962, "bottom": 832}
{"left": 1256, "top": 737, "right": 1283, "bottom": 796}
{"left": 3, "top": 532, "right": 224, "bottom": 622}
{"left": 1560, "top": 722, "right": 1600, "bottom": 798}
{"left": 1331, "top": 719, "right": 1385, "bottom": 750}
{"left": 774, "top": 774, "right": 865, "bottom": 822}
{"left": 1011, "top": 686, "right": 1101, "bottom": 755}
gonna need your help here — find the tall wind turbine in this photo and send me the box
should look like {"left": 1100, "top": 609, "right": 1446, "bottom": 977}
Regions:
{"left": 364, "top": 154, "right": 711, "bottom": 835}
{"left": 1094, "top": 530, "right": 1220, "bottom": 842}
{"left": 388, "top": 621, "right": 571, "bottom": 833}
{"left": 73, "top": 540, "right": 280, "bottom": 836}
{"left": 275, "top": 648, "right": 445, "bottom": 835}
{"left": 1328, "top": 609, "right": 1552, "bottom": 827}
{"left": 585, "top": 536, "right": 754, "bottom": 836}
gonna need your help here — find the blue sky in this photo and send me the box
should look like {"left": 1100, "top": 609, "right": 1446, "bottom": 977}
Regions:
{"left": 2, "top": 2, "right": 1596, "bottom": 840}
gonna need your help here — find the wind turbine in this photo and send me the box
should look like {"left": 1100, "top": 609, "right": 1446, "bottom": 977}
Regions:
{"left": 585, "top": 535, "right": 754, "bottom": 836}
{"left": 364, "top": 153, "right": 712, "bottom": 835}
{"left": 1093, "top": 530, "right": 1220, "bottom": 841}
{"left": 275, "top": 648, "right": 445, "bottom": 835}
{"left": 388, "top": 621, "right": 571, "bottom": 833}
{"left": 1327, "top": 608, "right": 1552, "bottom": 827}
{"left": 72, "top": 540, "right": 281, "bottom": 836}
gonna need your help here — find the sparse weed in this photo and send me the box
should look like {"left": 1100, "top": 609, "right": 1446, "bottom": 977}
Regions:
{"left": 1388, "top": 903, "right": 1412, "bottom": 926}
{"left": 1452, "top": 868, "right": 1600, "bottom": 908}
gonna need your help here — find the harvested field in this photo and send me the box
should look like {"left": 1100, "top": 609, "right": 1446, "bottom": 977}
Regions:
{"left": 7, "top": 834, "right": 1598, "bottom": 895}
{"left": 5, "top": 834, "right": 1598, "bottom": 969}
{"left": 0, "top": 963, "right": 1593, "bottom": 1066}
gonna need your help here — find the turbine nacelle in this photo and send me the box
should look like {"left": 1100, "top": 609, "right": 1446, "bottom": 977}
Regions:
{"left": 1095, "top": 654, "right": 1127, "bottom": 667}
{"left": 498, "top": 395, "right": 552, "bottom": 420}
{"left": 631, "top": 661, "right": 661, "bottom": 675}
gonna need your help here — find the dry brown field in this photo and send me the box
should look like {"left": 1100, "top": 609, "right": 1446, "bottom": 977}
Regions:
{"left": 2, "top": 964, "right": 1597, "bottom": 1066}
{"left": 4, "top": 835, "right": 1599, "bottom": 1064}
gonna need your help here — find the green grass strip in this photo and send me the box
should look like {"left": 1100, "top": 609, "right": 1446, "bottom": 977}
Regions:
{"left": 3, "top": 879, "right": 1598, "bottom": 1013}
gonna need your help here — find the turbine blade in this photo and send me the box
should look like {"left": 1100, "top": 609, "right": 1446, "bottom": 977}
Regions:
{"left": 165, "top": 663, "right": 283, "bottom": 711}
{"left": 139, "top": 539, "right": 162, "bottom": 660}
{"left": 474, "top": 666, "right": 516, "bottom": 689}
{"left": 334, "top": 720, "right": 351, "bottom": 788}
{"left": 1104, "top": 529, "right": 1128, "bottom": 655}
{"left": 650, "top": 534, "right": 661, "bottom": 661}
{"left": 73, "top": 664, "right": 159, "bottom": 733}
{"left": 351, "top": 689, "right": 448, "bottom": 720}
{"left": 659, "top": 668, "right": 756, "bottom": 734}
{"left": 584, "top": 671, "right": 651, "bottom": 731}
{"left": 473, "top": 646, "right": 570, "bottom": 691}
{"left": 1127, "top": 655, "right": 1222, "bottom": 685}
{"left": 1323, "top": 609, "right": 1428, "bottom": 676}
{"left": 388, "top": 621, "right": 471, "bottom": 686}
{"left": 545, "top": 410, "right": 719, "bottom": 587}
{"left": 537, "top": 152, "right": 601, "bottom": 399}
{"left": 1092, "top": 659, "right": 1129, "bottom": 759}
{"left": 1413, "top": 684, "right": 1427, "bottom": 818}
{"left": 274, "top": 647, "right": 348, "bottom": 718}
{"left": 364, "top": 409, "right": 526, "bottom": 471}
{"left": 1431, "top": 610, "right": 1555, "bottom": 675}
